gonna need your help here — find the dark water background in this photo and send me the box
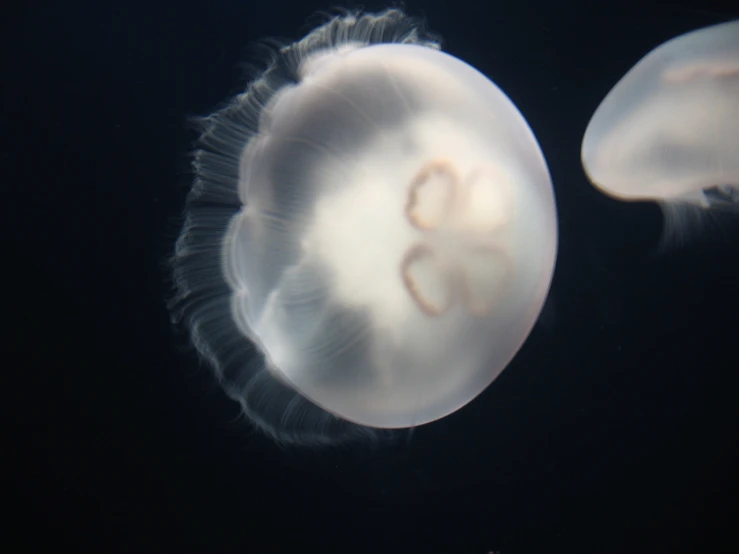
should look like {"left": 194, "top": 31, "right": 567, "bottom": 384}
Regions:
{"left": 4, "top": 0, "right": 739, "bottom": 552}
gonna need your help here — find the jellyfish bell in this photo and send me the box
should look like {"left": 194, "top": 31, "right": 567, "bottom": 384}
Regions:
{"left": 170, "top": 9, "right": 557, "bottom": 446}
{"left": 581, "top": 20, "right": 739, "bottom": 247}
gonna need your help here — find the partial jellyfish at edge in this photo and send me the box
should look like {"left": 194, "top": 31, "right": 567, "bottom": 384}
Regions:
{"left": 581, "top": 20, "right": 739, "bottom": 248}
{"left": 169, "top": 9, "right": 558, "bottom": 446}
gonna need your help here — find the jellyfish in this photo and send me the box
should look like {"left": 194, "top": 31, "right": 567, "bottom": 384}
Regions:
{"left": 170, "top": 9, "right": 557, "bottom": 446}
{"left": 581, "top": 20, "right": 739, "bottom": 246}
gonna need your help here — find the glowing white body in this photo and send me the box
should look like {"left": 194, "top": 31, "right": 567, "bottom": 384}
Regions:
{"left": 582, "top": 20, "right": 739, "bottom": 208}
{"left": 223, "top": 43, "right": 557, "bottom": 428}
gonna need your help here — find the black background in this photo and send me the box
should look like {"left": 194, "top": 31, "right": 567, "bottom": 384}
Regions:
{"left": 4, "top": 0, "right": 739, "bottom": 552}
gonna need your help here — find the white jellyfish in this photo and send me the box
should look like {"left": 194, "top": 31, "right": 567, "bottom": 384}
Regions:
{"left": 581, "top": 20, "right": 739, "bottom": 245}
{"left": 170, "top": 9, "right": 557, "bottom": 445}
